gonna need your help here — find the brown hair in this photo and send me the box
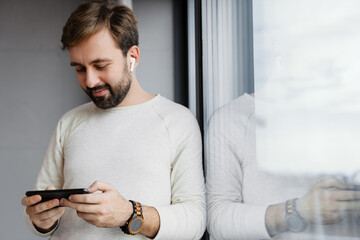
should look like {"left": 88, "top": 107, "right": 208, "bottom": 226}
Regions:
{"left": 61, "top": 0, "right": 138, "bottom": 56}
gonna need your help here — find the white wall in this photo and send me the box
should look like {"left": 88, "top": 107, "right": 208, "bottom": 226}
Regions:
{"left": 133, "top": 0, "right": 174, "bottom": 100}
{"left": 0, "top": 1, "right": 88, "bottom": 239}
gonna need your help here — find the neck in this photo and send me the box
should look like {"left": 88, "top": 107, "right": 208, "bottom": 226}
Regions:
{"left": 116, "top": 76, "right": 154, "bottom": 107}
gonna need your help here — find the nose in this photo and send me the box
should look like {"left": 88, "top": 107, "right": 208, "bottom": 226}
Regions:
{"left": 85, "top": 68, "right": 101, "bottom": 88}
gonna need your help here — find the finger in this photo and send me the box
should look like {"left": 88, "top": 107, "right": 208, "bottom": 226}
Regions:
{"left": 315, "top": 178, "right": 348, "bottom": 190}
{"left": 338, "top": 201, "right": 360, "bottom": 210}
{"left": 29, "top": 199, "right": 60, "bottom": 214}
{"left": 35, "top": 210, "right": 64, "bottom": 229}
{"left": 46, "top": 186, "right": 56, "bottom": 190}
{"left": 76, "top": 212, "right": 99, "bottom": 222}
{"left": 69, "top": 193, "right": 102, "bottom": 204}
{"left": 87, "top": 181, "right": 114, "bottom": 193}
{"left": 37, "top": 207, "right": 65, "bottom": 221}
{"left": 61, "top": 198, "right": 98, "bottom": 213}
{"left": 330, "top": 190, "right": 360, "bottom": 201}
{"left": 22, "top": 195, "right": 42, "bottom": 207}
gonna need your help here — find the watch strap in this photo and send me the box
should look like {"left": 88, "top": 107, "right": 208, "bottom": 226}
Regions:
{"left": 120, "top": 200, "right": 144, "bottom": 235}
{"left": 285, "top": 198, "right": 307, "bottom": 232}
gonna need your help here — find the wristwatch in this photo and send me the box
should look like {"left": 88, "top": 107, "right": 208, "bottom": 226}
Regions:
{"left": 285, "top": 198, "right": 307, "bottom": 232}
{"left": 120, "top": 200, "right": 144, "bottom": 235}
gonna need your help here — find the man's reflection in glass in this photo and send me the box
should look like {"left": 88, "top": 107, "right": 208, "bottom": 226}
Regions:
{"left": 206, "top": 93, "right": 360, "bottom": 240}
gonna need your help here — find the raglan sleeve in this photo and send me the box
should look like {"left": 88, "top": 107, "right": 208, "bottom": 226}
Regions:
{"left": 24, "top": 119, "right": 65, "bottom": 236}
{"left": 154, "top": 109, "right": 206, "bottom": 240}
{"left": 205, "top": 108, "right": 271, "bottom": 240}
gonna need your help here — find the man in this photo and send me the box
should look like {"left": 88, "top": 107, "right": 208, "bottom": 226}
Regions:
{"left": 21, "top": 1, "right": 205, "bottom": 239}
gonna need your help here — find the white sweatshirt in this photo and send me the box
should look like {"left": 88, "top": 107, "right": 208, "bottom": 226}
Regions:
{"left": 25, "top": 95, "right": 206, "bottom": 240}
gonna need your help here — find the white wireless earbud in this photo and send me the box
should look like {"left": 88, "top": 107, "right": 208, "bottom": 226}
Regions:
{"left": 130, "top": 57, "right": 135, "bottom": 72}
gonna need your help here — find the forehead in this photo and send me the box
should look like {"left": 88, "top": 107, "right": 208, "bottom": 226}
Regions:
{"left": 68, "top": 28, "right": 122, "bottom": 64}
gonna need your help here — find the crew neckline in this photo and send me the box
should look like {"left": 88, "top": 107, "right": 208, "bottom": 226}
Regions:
{"left": 237, "top": 92, "right": 254, "bottom": 104}
{"left": 93, "top": 94, "right": 161, "bottom": 112}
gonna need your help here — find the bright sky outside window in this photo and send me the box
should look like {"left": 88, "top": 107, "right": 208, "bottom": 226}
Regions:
{"left": 253, "top": 0, "right": 360, "bottom": 177}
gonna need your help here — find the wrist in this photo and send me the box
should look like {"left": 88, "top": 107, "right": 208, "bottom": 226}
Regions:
{"left": 34, "top": 220, "right": 58, "bottom": 234}
{"left": 295, "top": 197, "right": 309, "bottom": 221}
{"left": 285, "top": 198, "right": 308, "bottom": 232}
{"left": 265, "top": 203, "right": 288, "bottom": 237}
{"left": 140, "top": 206, "right": 160, "bottom": 238}
{"left": 122, "top": 200, "right": 133, "bottom": 226}
{"left": 120, "top": 200, "right": 144, "bottom": 235}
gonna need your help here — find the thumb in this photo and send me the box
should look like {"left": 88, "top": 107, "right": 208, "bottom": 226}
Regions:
{"left": 46, "top": 186, "right": 56, "bottom": 190}
{"left": 87, "top": 180, "right": 114, "bottom": 193}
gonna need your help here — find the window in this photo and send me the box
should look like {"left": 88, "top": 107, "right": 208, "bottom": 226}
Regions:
{"left": 203, "top": 1, "right": 360, "bottom": 239}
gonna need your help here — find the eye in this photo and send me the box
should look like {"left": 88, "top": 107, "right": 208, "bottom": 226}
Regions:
{"left": 95, "top": 64, "right": 108, "bottom": 70}
{"left": 75, "top": 67, "right": 86, "bottom": 73}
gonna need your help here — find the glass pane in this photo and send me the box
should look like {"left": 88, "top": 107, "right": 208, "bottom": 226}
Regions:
{"left": 253, "top": 0, "right": 360, "bottom": 176}
{"left": 204, "top": 0, "right": 360, "bottom": 239}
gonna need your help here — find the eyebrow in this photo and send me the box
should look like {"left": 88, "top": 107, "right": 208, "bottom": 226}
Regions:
{"left": 70, "top": 58, "right": 112, "bottom": 66}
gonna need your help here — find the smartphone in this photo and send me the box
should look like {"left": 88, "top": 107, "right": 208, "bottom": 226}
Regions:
{"left": 26, "top": 188, "right": 90, "bottom": 203}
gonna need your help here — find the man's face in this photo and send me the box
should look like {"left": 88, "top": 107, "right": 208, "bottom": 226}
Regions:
{"left": 68, "top": 28, "right": 131, "bottom": 109}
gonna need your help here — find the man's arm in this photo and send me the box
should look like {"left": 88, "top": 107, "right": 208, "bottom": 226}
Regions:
{"left": 206, "top": 107, "right": 272, "bottom": 240}
{"left": 22, "top": 186, "right": 65, "bottom": 236}
{"left": 265, "top": 178, "right": 360, "bottom": 237}
{"left": 23, "top": 120, "right": 65, "bottom": 236}
{"left": 153, "top": 110, "right": 206, "bottom": 239}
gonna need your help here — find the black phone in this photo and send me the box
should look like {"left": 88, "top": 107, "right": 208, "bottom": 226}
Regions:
{"left": 26, "top": 188, "right": 90, "bottom": 203}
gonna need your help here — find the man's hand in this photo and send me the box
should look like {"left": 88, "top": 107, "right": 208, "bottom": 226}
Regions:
{"left": 266, "top": 178, "right": 360, "bottom": 237}
{"left": 60, "top": 181, "right": 133, "bottom": 228}
{"left": 297, "top": 178, "right": 360, "bottom": 224}
{"left": 22, "top": 186, "right": 65, "bottom": 233}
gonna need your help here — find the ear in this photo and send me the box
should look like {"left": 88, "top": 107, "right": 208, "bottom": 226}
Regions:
{"left": 127, "top": 45, "right": 140, "bottom": 72}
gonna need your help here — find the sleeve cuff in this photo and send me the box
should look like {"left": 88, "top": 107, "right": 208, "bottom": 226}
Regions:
{"left": 152, "top": 205, "right": 176, "bottom": 240}
{"left": 242, "top": 205, "right": 272, "bottom": 239}
{"left": 152, "top": 204, "right": 205, "bottom": 240}
{"left": 24, "top": 210, "right": 60, "bottom": 236}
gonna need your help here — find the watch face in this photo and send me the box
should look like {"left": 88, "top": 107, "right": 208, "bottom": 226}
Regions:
{"left": 285, "top": 215, "right": 304, "bottom": 232}
{"left": 129, "top": 217, "right": 144, "bottom": 234}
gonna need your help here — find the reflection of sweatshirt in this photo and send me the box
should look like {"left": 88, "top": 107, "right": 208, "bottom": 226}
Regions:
{"left": 206, "top": 93, "right": 360, "bottom": 240}
{"left": 25, "top": 95, "right": 206, "bottom": 240}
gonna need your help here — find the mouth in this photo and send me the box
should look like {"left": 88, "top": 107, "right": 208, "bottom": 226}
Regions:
{"left": 92, "top": 88, "right": 108, "bottom": 97}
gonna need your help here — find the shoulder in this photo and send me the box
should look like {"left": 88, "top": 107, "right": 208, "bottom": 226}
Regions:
{"left": 152, "top": 95, "right": 199, "bottom": 128}
{"left": 152, "top": 96, "right": 202, "bottom": 164}
{"left": 57, "top": 102, "right": 96, "bottom": 133}
{"left": 61, "top": 102, "right": 94, "bottom": 122}
{"left": 152, "top": 96, "right": 201, "bottom": 148}
{"left": 208, "top": 94, "right": 254, "bottom": 135}
{"left": 211, "top": 93, "right": 254, "bottom": 124}
{"left": 154, "top": 96, "right": 194, "bottom": 117}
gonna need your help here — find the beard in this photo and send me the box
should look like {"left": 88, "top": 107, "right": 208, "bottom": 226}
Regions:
{"left": 84, "top": 64, "right": 132, "bottom": 109}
